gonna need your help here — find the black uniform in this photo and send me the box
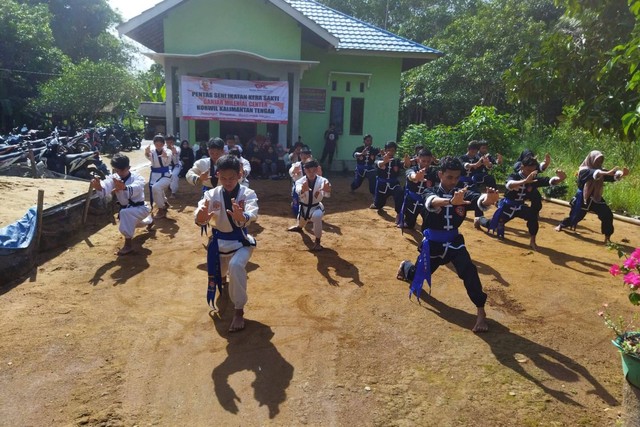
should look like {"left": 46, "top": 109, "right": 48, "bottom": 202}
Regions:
{"left": 472, "top": 154, "right": 499, "bottom": 189}
{"left": 558, "top": 168, "right": 616, "bottom": 236}
{"left": 403, "top": 184, "right": 488, "bottom": 307}
{"left": 401, "top": 165, "right": 439, "bottom": 229}
{"left": 483, "top": 172, "right": 556, "bottom": 237}
{"left": 350, "top": 145, "right": 380, "bottom": 194}
{"left": 458, "top": 153, "right": 478, "bottom": 186}
{"left": 372, "top": 157, "right": 404, "bottom": 213}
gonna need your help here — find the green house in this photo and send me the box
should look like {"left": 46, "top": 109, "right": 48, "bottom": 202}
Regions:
{"left": 119, "top": 0, "right": 441, "bottom": 169}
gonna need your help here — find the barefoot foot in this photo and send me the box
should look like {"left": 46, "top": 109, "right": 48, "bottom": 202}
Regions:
{"left": 554, "top": 224, "right": 563, "bottom": 232}
{"left": 228, "top": 309, "right": 245, "bottom": 332}
{"left": 472, "top": 307, "right": 489, "bottom": 333}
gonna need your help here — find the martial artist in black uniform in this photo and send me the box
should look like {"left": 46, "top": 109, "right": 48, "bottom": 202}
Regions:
{"left": 556, "top": 150, "right": 629, "bottom": 243}
{"left": 399, "top": 149, "right": 439, "bottom": 230}
{"left": 371, "top": 141, "right": 404, "bottom": 224}
{"left": 397, "top": 156, "right": 499, "bottom": 332}
{"left": 350, "top": 134, "right": 380, "bottom": 194}
{"left": 479, "top": 155, "right": 566, "bottom": 250}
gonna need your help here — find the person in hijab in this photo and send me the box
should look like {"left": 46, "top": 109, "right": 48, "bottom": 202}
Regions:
{"left": 179, "top": 139, "right": 195, "bottom": 178}
{"left": 555, "top": 150, "right": 629, "bottom": 242}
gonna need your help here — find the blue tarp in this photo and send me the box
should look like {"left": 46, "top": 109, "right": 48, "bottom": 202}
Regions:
{"left": 0, "top": 207, "right": 37, "bottom": 250}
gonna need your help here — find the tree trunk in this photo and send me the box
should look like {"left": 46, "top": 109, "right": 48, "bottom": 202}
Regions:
{"left": 622, "top": 380, "right": 640, "bottom": 426}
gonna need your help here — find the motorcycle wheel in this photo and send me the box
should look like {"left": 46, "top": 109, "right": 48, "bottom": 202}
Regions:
{"left": 75, "top": 142, "right": 91, "bottom": 153}
{"left": 134, "top": 139, "right": 141, "bottom": 150}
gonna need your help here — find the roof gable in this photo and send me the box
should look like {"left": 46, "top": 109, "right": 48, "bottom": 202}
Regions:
{"left": 118, "top": 0, "right": 442, "bottom": 65}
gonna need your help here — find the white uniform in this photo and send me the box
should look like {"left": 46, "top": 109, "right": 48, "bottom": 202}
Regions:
{"left": 168, "top": 145, "right": 181, "bottom": 195}
{"left": 145, "top": 146, "right": 172, "bottom": 209}
{"left": 289, "top": 161, "right": 304, "bottom": 182}
{"left": 186, "top": 157, "right": 216, "bottom": 189}
{"left": 194, "top": 185, "right": 258, "bottom": 310}
{"left": 239, "top": 156, "right": 251, "bottom": 187}
{"left": 294, "top": 175, "right": 331, "bottom": 238}
{"left": 96, "top": 172, "right": 152, "bottom": 239}
{"left": 186, "top": 156, "right": 250, "bottom": 188}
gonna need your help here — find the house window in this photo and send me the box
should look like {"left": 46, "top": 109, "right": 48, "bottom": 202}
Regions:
{"left": 346, "top": 82, "right": 351, "bottom": 92}
{"left": 360, "top": 82, "right": 365, "bottom": 93}
{"left": 329, "top": 97, "right": 344, "bottom": 134}
{"left": 331, "top": 81, "right": 337, "bottom": 91}
{"left": 350, "top": 98, "right": 364, "bottom": 135}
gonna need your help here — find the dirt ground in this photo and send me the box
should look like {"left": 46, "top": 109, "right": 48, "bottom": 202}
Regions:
{"left": 1, "top": 159, "right": 639, "bottom": 426}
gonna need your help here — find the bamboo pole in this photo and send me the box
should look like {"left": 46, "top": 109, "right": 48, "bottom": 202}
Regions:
{"left": 27, "top": 148, "right": 38, "bottom": 178}
{"left": 82, "top": 181, "right": 94, "bottom": 225}
{"left": 36, "top": 190, "right": 44, "bottom": 249}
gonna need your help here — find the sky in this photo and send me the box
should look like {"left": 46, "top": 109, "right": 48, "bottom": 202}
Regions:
{"left": 108, "top": 0, "right": 163, "bottom": 21}
{"left": 108, "top": 0, "right": 164, "bottom": 70}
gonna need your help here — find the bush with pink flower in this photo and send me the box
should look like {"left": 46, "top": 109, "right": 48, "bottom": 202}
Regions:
{"left": 600, "top": 246, "right": 640, "bottom": 357}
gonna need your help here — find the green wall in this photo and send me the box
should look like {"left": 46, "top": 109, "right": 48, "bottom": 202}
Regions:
{"left": 164, "top": 0, "right": 301, "bottom": 59}
{"left": 300, "top": 43, "right": 402, "bottom": 166}
{"left": 161, "top": 0, "right": 404, "bottom": 163}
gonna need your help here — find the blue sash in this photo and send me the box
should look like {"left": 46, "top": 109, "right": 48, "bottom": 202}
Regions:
{"left": 568, "top": 189, "right": 585, "bottom": 227}
{"left": 291, "top": 185, "right": 300, "bottom": 216}
{"left": 206, "top": 228, "right": 247, "bottom": 310}
{"left": 375, "top": 177, "right": 399, "bottom": 195}
{"left": 355, "top": 164, "right": 374, "bottom": 177}
{"left": 459, "top": 175, "right": 473, "bottom": 184}
{"left": 488, "top": 198, "right": 521, "bottom": 236}
{"left": 409, "top": 229, "right": 459, "bottom": 299}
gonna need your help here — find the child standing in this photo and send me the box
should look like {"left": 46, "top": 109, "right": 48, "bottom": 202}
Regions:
{"left": 194, "top": 155, "right": 259, "bottom": 332}
{"left": 145, "top": 134, "right": 173, "bottom": 218}
{"left": 91, "top": 154, "right": 154, "bottom": 256}
{"left": 287, "top": 159, "right": 332, "bottom": 251}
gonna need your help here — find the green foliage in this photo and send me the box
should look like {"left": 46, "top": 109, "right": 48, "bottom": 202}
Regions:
{"left": 18, "top": 0, "right": 131, "bottom": 67}
{"left": 139, "top": 64, "right": 166, "bottom": 102}
{"left": 515, "top": 119, "right": 640, "bottom": 216}
{"left": 0, "top": 0, "right": 68, "bottom": 128}
{"left": 399, "top": 106, "right": 517, "bottom": 166}
{"left": 30, "top": 60, "right": 142, "bottom": 124}
{"left": 401, "top": 0, "right": 561, "bottom": 127}
{"left": 508, "top": 0, "right": 636, "bottom": 135}
{"left": 457, "top": 106, "right": 518, "bottom": 158}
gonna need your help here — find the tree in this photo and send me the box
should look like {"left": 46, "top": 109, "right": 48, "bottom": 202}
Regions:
{"left": 139, "top": 64, "right": 166, "bottom": 103}
{"left": 401, "top": 0, "right": 562, "bottom": 128}
{"left": 0, "top": 0, "right": 67, "bottom": 131}
{"left": 505, "top": 0, "right": 636, "bottom": 134}
{"left": 30, "top": 60, "right": 142, "bottom": 125}
{"left": 17, "top": 0, "right": 132, "bottom": 67}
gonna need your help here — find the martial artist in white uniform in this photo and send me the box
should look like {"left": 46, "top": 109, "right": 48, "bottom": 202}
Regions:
{"left": 166, "top": 135, "right": 181, "bottom": 197}
{"left": 186, "top": 137, "right": 226, "bottom": 191}
{"left": 195, "top": 154, "right": 258, "bottom": 332}
{"left": 287, "top": 159, "right": 331, "bottom": 251}
{"left": 145, "top": 135, "right": 172, "bottom": 218}
{"left": 91, "top": 154, "right": 153, "bottom": 255}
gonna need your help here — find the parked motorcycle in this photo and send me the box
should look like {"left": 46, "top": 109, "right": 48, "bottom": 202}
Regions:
{"left": 41, "top": 140, "right": 106, "bottom": 180}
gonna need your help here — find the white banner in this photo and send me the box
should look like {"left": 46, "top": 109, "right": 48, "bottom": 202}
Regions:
{"left": 181, "top": 76, "right": 289, "bottom": 124}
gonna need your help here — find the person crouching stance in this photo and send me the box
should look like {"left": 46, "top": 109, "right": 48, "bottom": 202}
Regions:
{"left": 287, "top": 159, "right": 332, "bottom": 251}
{"left": 396, "top": 156, "right": 499, "bottom": 333}
{"left": 194, "top": 155, "right": 259, "bottom": 332}
{"left": 91, "top": 154, "right": 154, "bottom": 256}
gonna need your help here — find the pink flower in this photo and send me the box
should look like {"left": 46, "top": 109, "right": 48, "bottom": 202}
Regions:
{"left": 624, "top": 257, "right": 639, "bottom": 270}
{"left": 623, "top": 271, "right": 640, "bottom": 286}
{"left": 631, "top": 248, "right": 640, "bottom": 261}
{"left": 610, "top": 264, "right": 621, "bottom": 276}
